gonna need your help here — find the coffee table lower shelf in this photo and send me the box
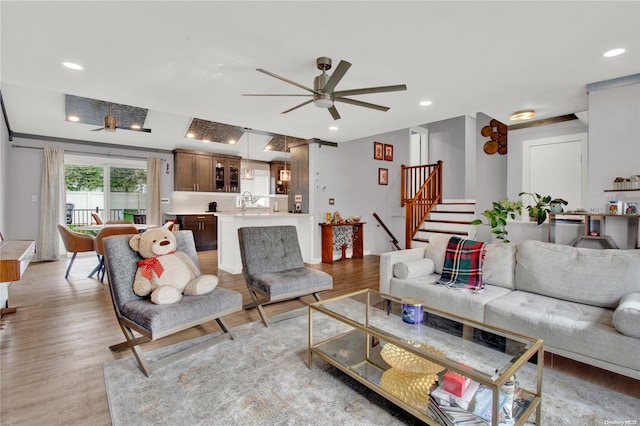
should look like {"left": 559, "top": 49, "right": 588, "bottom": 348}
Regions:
{"left": 309, "top": 329, "right": 541, "bottom": 425}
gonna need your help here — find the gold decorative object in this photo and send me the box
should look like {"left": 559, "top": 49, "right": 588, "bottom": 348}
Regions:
{"left": 381, "top": 342, "right": 446, "bottom": 375}
{"left": 380, "top": 368, "right": 438, "bottom": 410}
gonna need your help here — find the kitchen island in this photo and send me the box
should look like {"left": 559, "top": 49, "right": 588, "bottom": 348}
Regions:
{"left": 215, "top": 212, "right": 316, "bottom": 274}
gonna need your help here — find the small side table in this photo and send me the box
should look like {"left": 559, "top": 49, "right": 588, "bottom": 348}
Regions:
{"left": 319, "top": 222, "right": 365, "bottom": 264}
{"left": 549, "top": 212, "right": 640, "bottom": 249}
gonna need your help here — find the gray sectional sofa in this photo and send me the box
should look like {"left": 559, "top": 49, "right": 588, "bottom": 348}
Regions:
{"left": 380, "top": 235, "right": 640, "bottom": 379}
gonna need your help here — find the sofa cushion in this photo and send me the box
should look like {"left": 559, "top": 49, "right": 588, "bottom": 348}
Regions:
{"left": 482, "top": 243, "right": 517, "bottom": 290}
{"left": 437, "top": 237, "right": 486, "bottom": 291}
{"left": 613, "top": 293, "right": 640, "bottom": 338}
{"left": 485, "top": 291, "right": 640, "bottom": 373}
{"left": 515, "top": 240, "right": 640, "bottom": 308}
{"left": 389, "top": 277, "right": 511, "bottom": 322}
{"left": 393, "top": 258, "right": 435, "bottom": 280}
{"left": 425, "top": 234, "right": 450, "bottom": 274}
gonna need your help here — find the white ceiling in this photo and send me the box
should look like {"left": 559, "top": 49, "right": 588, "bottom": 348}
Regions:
{"left": 1, "top": 1, "right": 639, "bottom": 162}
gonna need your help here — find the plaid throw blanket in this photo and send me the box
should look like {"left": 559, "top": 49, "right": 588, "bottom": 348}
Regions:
{"left": 436, "top": 236, "right": 487, "bottom": 292}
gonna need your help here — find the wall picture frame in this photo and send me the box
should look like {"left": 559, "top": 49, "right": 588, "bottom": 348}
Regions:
{"left": 384, "top": 144, "right": 393, "bottom": 161}
{"left": 374, "top": 142, "right": 383, "bottom": 160}
{"left": 378, "top": 168, "right": 388, "bottom": 185}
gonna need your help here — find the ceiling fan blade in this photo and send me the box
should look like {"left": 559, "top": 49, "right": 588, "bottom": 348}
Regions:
{"left": 328, "top": 106, "right": 341, "bottom": 120}
{"left": 256, "top": 68, "right": 316, "bottom": 93}
{"left": 281, "top": 99, "right": 313, "bottom": 114}
{"left": 322, "top": 60, "right": 351, "bottom": 93}
{"left": 242, "top": 94, "right": 312, "bottom": 97}
{"left": 333, "top": 84, "right": 407, "bottom": 97}
{"left": 335, "top": 97, "right": 390, "bottom": 112}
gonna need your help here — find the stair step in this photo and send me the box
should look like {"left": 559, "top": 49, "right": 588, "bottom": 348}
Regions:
{"left": 417, "top": 228, "right": 470, "bottom": 236}
{"left": 428, "top": 212, "right": 475, "bottom": 221}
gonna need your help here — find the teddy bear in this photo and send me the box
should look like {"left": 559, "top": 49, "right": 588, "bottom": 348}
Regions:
{"left": 129, "top": 227, "right": 218, "bottom": 304}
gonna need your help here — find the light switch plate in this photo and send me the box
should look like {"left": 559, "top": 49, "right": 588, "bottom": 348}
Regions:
{"left": 329, "top": 198, "right": 334, "bottom": 205}
{"left": 294, "top": 194, "right": 303, "bottom": 202}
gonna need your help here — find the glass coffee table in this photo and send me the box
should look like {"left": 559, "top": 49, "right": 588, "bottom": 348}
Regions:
{"left": 308, "top": 289, "right": 543, "bottom": 425}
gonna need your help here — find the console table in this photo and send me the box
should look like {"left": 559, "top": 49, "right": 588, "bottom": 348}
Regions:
{"left": 0, "top": 240, "right": 36, "bottom": 315}
{"left": 548, "top": 212, "right": 640, "bottom": 249}
{"left": 319, "top": 222, "right": 365, "bottom": 264}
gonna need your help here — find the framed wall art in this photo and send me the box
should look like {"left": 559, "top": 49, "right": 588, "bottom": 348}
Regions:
{"left": 378, "top": 168, "right": 388, "bottom": 185}
{"left": 384, "top": 144, "right": 393, "bottom": 161}
{"left": 374, "top": 142, "right": 383, "bottom": 160}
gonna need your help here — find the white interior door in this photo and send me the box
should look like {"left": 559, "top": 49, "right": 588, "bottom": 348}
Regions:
{"left": 522, "top": 133, "right": 588, "bottom": 211}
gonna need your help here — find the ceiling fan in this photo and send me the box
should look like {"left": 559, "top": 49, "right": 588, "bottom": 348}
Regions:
{"left": 243, "top": 57, "right": 407, "bottom": 120}
{"left": 91, "top": 102, "right": 151, "bottom": 133}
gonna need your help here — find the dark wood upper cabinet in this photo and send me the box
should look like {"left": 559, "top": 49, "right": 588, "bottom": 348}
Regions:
{"left": 174, "top": 149, "right": 240, "bottom": 193}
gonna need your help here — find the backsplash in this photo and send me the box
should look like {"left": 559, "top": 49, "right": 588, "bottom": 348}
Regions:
{"left": 169, "top": 192, "right": 289, "bottom": 213}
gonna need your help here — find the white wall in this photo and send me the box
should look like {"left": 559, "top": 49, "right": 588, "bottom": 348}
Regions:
{"left": 310, "top": 129, "right": 409, "bottom": 259}
{"left": 425, "top": 116, "right": 466, "bottom": 199}
{"left": 0, "top": 105, "right": 7, "bottom": 237}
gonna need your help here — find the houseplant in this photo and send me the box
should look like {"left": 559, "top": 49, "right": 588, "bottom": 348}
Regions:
{"left": 519, "top": 192, "right": 568, "bottom": 225}
{"left": 471, "top": 198, "right": 523, "bottom": 243}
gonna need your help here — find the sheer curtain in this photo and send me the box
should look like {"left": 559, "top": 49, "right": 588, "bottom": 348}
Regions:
{"left": 37, "top": 147, "right": 66, "bottom": 261}
{"left": 146, "top": 157, "right": 162, "bottom": 226}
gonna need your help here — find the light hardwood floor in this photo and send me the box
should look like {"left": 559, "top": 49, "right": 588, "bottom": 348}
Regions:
{"left": 1, "top": 251, "right": 637, "bottom": 425}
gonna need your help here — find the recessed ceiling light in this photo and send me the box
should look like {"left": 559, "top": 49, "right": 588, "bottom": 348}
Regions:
{"left": 603, "top": 48, "right": 625, "bottom": 58}
{"left": 419, "top": 100, "right": 432, "bottom": 106}
{"left": 510, "top": 110, "right": 536, "bottom": 121}
{"left": 63, "top": 62, "right": 84, "bottom": 71}
{"left": 329, "top": 126, "right": 338, "bottom": 131}
{"left": 264, "top": 145, "right": 272, "bottom": 151}
{"left": 228, "top": 139, "right": 237, "bottom": 145}
{"left": 202, "top": 139, "right": 210, "bottom": 143}
{"left": 67, "top": 115, "right": 80, "bottom": 122}
{"left": 131, "top": 124, "right": 141, "bottom": 130}
{"left": 186, "top": 133, "right": 195, "bottom": 139}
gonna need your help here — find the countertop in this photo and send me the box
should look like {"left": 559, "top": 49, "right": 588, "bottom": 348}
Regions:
{"left": 164, "top": 211, "right": 309, "bottom": 217}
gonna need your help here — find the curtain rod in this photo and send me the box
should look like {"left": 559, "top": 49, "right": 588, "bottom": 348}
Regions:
{"left": 11, "top": 144, "right": 167, "bottom": 162}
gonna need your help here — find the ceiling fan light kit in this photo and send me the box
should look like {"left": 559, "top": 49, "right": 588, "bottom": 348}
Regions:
{"left": 243, "top": 56, "right": 407, "bottom": 120}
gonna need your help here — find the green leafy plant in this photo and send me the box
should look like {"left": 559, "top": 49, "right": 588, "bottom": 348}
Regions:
{"left": 519, "top": 192, "right": 568, "bottom": 225}
{"left": 471, "top": 198, "right": 523, "bottom": 243}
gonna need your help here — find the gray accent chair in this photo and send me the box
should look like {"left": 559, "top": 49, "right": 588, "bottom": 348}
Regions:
{"left": 102, "top": 230, "right": 242, "bottom": 376}
{"left": 238, "top": 225, "right": 333, "bottom": 326}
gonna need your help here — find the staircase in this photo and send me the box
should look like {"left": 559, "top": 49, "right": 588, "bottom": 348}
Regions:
{"left": 401, "top": 162, "right": 476, "bottom": 248}
{"left": 411, "top": 200, "right": 476, "bottom": 248}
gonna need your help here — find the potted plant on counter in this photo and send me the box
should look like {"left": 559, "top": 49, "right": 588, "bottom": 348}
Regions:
{"left": 519, "top": 192, "right": 568, "bottom": 225}
{"left": 471, "top": 198, "right": 523, "bottom": 243}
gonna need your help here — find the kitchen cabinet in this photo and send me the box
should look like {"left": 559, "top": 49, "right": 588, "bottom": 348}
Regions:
{"left": 269, "top": 161, "right": 290, "bottom": 195}
{"left": 177, "top": 215, "right": 217, "bottom": 251}
{"left": 174, "top": 150, "right": 214, "bottom": 192}
{"left": 214, "top": 156, "right": 241, "bottom": 193}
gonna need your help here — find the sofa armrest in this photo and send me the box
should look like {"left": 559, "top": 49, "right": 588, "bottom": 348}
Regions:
{"left": 379, "top": 248, "right": 427, "bottom": 294}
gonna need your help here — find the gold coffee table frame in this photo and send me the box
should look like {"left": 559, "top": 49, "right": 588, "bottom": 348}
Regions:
{"left": 308, "top": 289, "right": 543, "bottom": 425}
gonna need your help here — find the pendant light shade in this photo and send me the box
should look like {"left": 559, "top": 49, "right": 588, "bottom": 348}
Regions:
{"left": 243, "top": 129, "right": 254, "bottom": 180}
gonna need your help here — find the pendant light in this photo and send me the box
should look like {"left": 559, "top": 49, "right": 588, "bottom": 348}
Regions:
{"left": 280, "top": 135, "right": 291, "bottom": 182}
{"left": 243, "top": 129, "right": 255, "bottom": 180}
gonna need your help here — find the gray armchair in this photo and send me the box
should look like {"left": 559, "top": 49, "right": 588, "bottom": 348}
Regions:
{"left": 102, "top": 230, "right": 242, "bottom": 376}
{"left": 238, "top": 225, "right": 333, "bottom": 326}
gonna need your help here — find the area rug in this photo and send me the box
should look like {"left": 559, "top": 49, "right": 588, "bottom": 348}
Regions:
{"left": 104, "top": 314, "right": 639, "bottom": 425}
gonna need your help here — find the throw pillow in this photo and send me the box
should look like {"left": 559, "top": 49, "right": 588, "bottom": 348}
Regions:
{"left": 613, "top": 293, "right": 640, "bottom": 338}
{"left": 393, "top": 258, "right": 436, "bottom": 280}
{"left": 425, "top": 234, "right": 451, "bottom": 274}
{"left": 436, "top": 236, "right": 487, "bottom": 292}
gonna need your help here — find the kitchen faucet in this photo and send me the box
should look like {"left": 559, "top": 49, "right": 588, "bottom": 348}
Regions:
{"left": 241, "top": 191, "right": 252, "bottom": 212}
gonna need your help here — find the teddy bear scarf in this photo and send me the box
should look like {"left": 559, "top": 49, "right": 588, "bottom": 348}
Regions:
{"left": 137, "top": 252, "right": 175, "bottom": 279}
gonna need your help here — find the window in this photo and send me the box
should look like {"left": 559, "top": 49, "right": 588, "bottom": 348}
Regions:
{"left": 64, "top": 154, "right": 147, "bottom": 225}
{"left": 237, "top": 169, "right": 270, "bottom": 208}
